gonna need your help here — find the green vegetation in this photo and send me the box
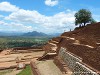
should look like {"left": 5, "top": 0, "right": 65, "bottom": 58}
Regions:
{"left": 0, "top": 36, "right": 50, "bottom": 50}
{"left": 75, "top": 9, "right": 96, "bottom": 27}
{"left": 0, "top": 69, "right": 13, "bottom": 75}
{"left": 16, "top": 65, "right": 32, "bottom": 75}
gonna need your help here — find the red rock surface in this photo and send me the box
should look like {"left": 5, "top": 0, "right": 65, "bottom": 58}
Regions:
{"left": 44, "top": 22, "right": 100, "bottom": 72}
{"left": 58, "top": 22, "right": 100, "bottom": 72}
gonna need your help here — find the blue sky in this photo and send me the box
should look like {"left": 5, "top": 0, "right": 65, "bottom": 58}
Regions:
{"left": 0, "top": 0, "right": 100, "bottom": 34}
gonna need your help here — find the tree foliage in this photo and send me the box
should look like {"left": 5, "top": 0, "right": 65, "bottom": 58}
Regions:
{"left": 75, "top": 9, "right": 96, "bottom": 27}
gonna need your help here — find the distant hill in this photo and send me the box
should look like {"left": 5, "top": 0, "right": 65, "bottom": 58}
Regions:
{"left": 22, "top": 31, "right": 48, "bottom": 37}
{"left": 0, "top": 32, "right": 23, "bottom": 36}
{"left": 0, "top": 31, "right": 61, "bottom": 37}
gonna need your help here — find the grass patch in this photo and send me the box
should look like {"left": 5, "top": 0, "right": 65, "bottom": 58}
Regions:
{"left": 16, "top": 65, "right": 32, "bottom": 75}
{"left": 0, "top": 69, "right": 13, "bottom": 75}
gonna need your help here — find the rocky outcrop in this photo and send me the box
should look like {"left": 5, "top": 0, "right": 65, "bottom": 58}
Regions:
{"left": 40, "top": 22, "right": 100, "bottom": 74}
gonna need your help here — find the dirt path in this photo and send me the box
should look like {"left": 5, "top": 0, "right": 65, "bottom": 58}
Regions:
{"left": 35, "top": 60, "right": 72, "bottom": 75}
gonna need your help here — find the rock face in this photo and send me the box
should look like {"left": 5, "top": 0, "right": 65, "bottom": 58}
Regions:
{"left": 41, "top": 22, "right": 100, "bottom": 75}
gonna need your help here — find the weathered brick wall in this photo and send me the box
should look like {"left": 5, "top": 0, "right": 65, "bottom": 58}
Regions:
{"left": 74, "top": 62, "right": 98, "bottom": 75}
{"left": 59, "top": 47, "right": 82, "bottom": 70}
{"left": 59, "top": 47, "right": 99, "bottom": 75}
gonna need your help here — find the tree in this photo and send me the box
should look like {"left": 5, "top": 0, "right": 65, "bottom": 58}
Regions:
{"left": 75, "top": 9, "right": 93, "bottom": 27}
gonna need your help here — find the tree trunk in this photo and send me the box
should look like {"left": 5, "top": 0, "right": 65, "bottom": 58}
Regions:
{"left": 83, "top": 22, "right": 86, "bottom": 26}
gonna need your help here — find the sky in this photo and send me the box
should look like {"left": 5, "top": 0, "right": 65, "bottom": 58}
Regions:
{"left": 0, "top": 0, "right": 100, "bottom": 34}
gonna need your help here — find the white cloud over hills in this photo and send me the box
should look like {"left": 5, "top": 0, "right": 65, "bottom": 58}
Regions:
{"left": 0, "top": 20, "right": 33, "bottom": 32}
{"left": 0, "top": 1, "right": 75, "bottom": 33}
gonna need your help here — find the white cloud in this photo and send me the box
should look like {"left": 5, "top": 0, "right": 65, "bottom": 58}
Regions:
{"left": 7, "top": 22, "right": 33, "bottom": 32}
{"left": 5, "top": 9, "right": 75, "bottom": 33}
{"left": 45, "top": 0, "right": 58, "bottom": 6}
{"left": 0, "top": 2, "right": 19, "bottom": 12}
{"left": 5, "top": 9, "right": 46, "bottom": 24}
{"left": 0, "top": 20, "right": 33, "bottom": 32}
{"left": 1, "top": 1, "right": 76, "bottom": 33}
{"left": 66, "top": 9, "right": 71, "bottom": 12}
{"left": 0, "top": 21, "right": 3, "bottom": 24}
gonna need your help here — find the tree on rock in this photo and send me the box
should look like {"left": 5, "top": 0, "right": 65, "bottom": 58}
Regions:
{"left": 75, "top": 9, "right": 94, "bottom": 27}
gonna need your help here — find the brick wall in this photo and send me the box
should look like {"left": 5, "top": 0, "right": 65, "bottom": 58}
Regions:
{"left": 59, "top": 47, "right": 99, "bottom": 75}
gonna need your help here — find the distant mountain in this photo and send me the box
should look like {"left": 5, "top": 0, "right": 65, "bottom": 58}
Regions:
{"left": 0, "top": 32, "right": 23, "bottom": 36}
{"left": 0, "top": 31, "right": 62, "bottom": 37}
{"left": 22, "top": 31, "right": 48, "bottom": 37}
